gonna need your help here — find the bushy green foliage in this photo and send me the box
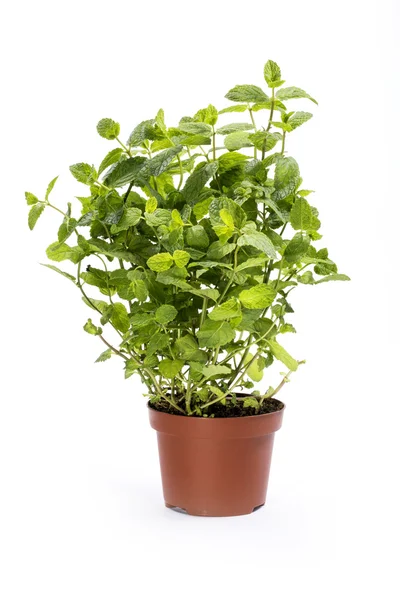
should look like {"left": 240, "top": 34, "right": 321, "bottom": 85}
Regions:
{"left": 26, "top": 60, "right": 348, "bottom": 416}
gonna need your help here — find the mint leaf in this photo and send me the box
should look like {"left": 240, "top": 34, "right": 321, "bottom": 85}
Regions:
{"left": 98, "top": 148, "right": 123, "bottom": 176}
{"left": 97, "top": 118, "right": 120, "bottom": 140}
{"left": 224, "top": 131, "right": 252, "bottom": 151}
{"left": 287, "top": 111, "right": 313, "bottom": 131}
{"left": 46, "top": 242, "right": 85, "bottom": 264}
{"left": 182, "top": 162, "right": 218, "bottom": 204}
{"left": 202, "top": 365, "right": 231, "bottom": 378}
{"left": 104, "top": 156, "right": 147, "bottom": 188}
{"left": 70, "top": 163, "right": 97, "bottom": 185}
{"left": 239, "top": 284, "right": 276, "bottom": 309}
{"left": 110, "top": 207, "right": 142, "bottom": 234}
{"left": 95, "top": 349, "right": 112, "bottom": 363}
{"left": 83, "top": 319, "right": 102, "bottom": 336}
{"left": 155, "top": 304, "right": 178, "bottom": 324}
{"left": 25, "top": 191, "right": 39, "bottom": 205}
{"left": 219, "top": 105, "right": 248, "bottom": 114}
{"left": 237, "top": 230, "right": 277, "bottom": 259}
{"left": 276, "top": 86, "right": 318, "bottom": 104}
{"left": 285, "top": 232, "right": 310, "bottom": 263}
{"left": 225, "top": 85, "right": 269, "bottom": 103}
{"left": 173, "top": 250, "right": 190, "bottom": 268}
{"left": 147, "top": 253, "right": 174, "bottom": 272}
{"left": 264, "top": 60, "right": 284, "bottom": 88}
{"left": 127, "top": 119, "right": 156, "bottom": 147}
{"left": 216, "top": 123, "right": 254, "bottom": 135}
{"left": 40, "top": 263, "right": 76, "bottom": 282}
{"left": 290, "top": 197, "right": 313, "bottom": 231}
{"left": 159, "top": 359, "right": 184, "bottom": 378}
{"left": 45, "top": 176, "right": 58, "bottom": 200}
{"left": 186, "top": 225, "right": 209, "bottom": 249}
{"left": 174, "top": 336, "right": 208, "bottom": 363}
{"left": 268, "top": 339, "right": 298, "bottom": 371}
{"left": 273, "top": 156, "right": 300, "bottom": 201}
{"left": 197, "top": 320, "right": 235, "bottom": 348}
{"left": 209, "top": 298, "right": 241, "bottom": 321}
{"left": 28, "top": 203, "right": 45, "bottom": 230}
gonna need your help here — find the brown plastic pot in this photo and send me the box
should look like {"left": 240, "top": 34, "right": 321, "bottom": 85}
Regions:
{"left": 149, "top": 402, "right": 285, "bottom": 517}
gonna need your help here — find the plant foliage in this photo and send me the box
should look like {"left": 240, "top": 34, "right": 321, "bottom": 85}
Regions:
{"left": 25, "top": 60, "right": 349, "bottom": 416}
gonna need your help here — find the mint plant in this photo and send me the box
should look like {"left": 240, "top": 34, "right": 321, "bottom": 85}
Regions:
{"left": 25, "top": 60, "right": 348, "bottom": 417}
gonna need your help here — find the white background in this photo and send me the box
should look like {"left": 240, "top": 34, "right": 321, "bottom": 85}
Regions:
{"left": 1, "top": 0, "right": 399, "bottom": 598}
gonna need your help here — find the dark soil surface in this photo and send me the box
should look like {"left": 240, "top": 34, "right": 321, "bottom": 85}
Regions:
{"left": 150, "top": 397, "right": 284, "bottom": 418}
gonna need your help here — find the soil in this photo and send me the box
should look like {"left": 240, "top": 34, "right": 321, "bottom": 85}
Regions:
{"left": 151, "top": 397, "right": 284, "bottom": 418}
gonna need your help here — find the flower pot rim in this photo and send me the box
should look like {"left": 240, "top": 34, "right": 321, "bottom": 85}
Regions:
{"left": 147, "top": 400, "right": 285, "bottom": 421}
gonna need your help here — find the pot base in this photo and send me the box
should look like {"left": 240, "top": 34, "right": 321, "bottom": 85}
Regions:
{"left": 165, "top": 502, "right": 265, "bottom": 517}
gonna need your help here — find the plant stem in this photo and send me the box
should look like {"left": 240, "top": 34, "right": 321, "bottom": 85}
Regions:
{"left": 248, "top": 108, "right": 257, "bottom": 159}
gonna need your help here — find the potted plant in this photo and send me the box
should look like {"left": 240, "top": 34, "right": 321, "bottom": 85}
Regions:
{"left": 25, "top": 60, "right": 348, "bottom": 517}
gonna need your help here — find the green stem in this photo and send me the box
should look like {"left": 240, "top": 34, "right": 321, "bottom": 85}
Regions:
{"left": 248, "top": 108, "right": 257, "bottom": 159}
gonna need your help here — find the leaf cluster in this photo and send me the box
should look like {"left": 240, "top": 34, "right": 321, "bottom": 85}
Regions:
{"left": 25, "top": 60, "right": 349, "bottom": 416}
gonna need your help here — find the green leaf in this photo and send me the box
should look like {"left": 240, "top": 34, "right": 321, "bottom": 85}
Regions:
{"left": 248, "top": 131, "right": 281, "bottom": 152}
{"left": 83, "top": 318, "right": 102, "bottom": 336}
{"left": 40, "top": 263, "right": 76, "bottom": 282}
{"left": 217, "top": 152, "right": 248, "bottom": 172}
{"left": 110, "top": 207, "right": 142, "bottom": 234}
{"left": 209, "top": 298, "right": 241, "bottom": 321}
{"left": 111, "top": 303, "right": 130, "bottom": 333}
{"left": 186, "top": 225, "right": 209, "bottom": 249}
{"left": 155, "top": 108, "right": 167, "bottom": 134}
{"left": 70, "top": 163, "right": 97, "bottom": 185}
{"left": 273, "top": 157, "right": 300, "bottom": 201}
{"left": 315, "top": 274, "right": 350, "bottom": 284}
{"left": 204, "top": 104, "right": 218, "bottom": 126}
{"left": 197, "top": 319, "right": 235, "bottom": 348}
{"left": 268, "top": 339, "right": 298, "bottom": 371}
{"left": 98, "top": 148, "right": 124, "bottom": 175}
{"left": 130, "top": 279, "right": 148, "bottom": 302}
{"left": 207, "top": 241, "right": 236, "bottom": 260}
{"left": 287, "top": 111, "right": 313, "bottom": 131}
{"left": 147, "top": 252, "right": 174, "bottom": 272}
{"left": 130, "top": 312, "right": 155, "bottom": 329}
{"left": 237, "top": 230, "right": 277, "bottom": 259}
{"left": 243, "top": 396, "right": 260, "bottom": 409}
{"left": 127, "top": 119, "right": 156, "bottom": 147}
{"left": 45, "top": 176, "right": 58, "bottom": 200}
{"left": 159, "top": 359, "right": 184, "bottom": 378}
{"left": 285, "top": 232, "right": 310, "bottom": 263}
{"left": 95, "top": 349, "right": 112, "bottom": 363}
{"left": 202, "top": 365, "right": 231, "bottom": 378}
{"left": 216, "top": 123, "right": 254, "bottom": 135}
{"left": 290, "top": 197, "right": 313, "bottom": 231}
{"left": 225, "top": 85, "right": 269, "bottom": 103}
{"left": 155, "top": 304, "right": 178, "bottom": 324}
{"left": 173, "top": 250, "right": 190, "bottom": 268}
{"left": 146, "top": 197, "right": 157, "bottom": 213}
{"left": 224, "top": 131, "right": 252, "bottom": 151}
{"left": 97, "top": 118, "right": 120, "bottom": 140}
{"left": 239, "top": 284, "right": 276, "bottom": 309}
{"left": 46, "top": 241, "right": 85, "bottom": 264}
{"left": 138, "top": 146, "right": 182, "bottom": 178}
{"left": 276, "top": 86, "right": 317, "bottom": 104}
{"left": 219, "top": 105, "right": 248, "bottom": 114}
{"left": 25, "top": 191, "right": 39, "bottom": 205}
{"left": 104, "top": 156, "right": 147, "bottom": 188}
{"left": 125, "top": 358, "right": 140, "bottom": 378}
{"left": 182, "top": 162, "right": 218, "bottom": 204}
{"left": 235, "top": 257, "right": 269, "bottom": 272}
{"left": 28, "top": 203, "right": 45, "bottom": 230}
{"left": 219, "top": 208, "right": 235, "bottom": 228}
{"left": 264, "top": 60, "right": 284, "bottom": 88}
{"left": 245, "top": 353, "right": 265, "bottom": 383}
{"left": 179, "top": 121, "right": 212, "bottom": 136}
{"left": 174, "top": 335, "right": 208, "bottom": 363}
